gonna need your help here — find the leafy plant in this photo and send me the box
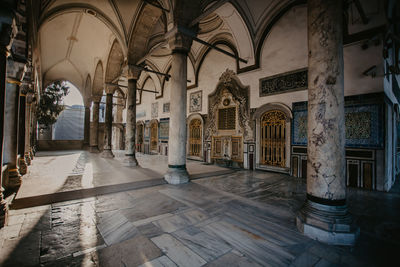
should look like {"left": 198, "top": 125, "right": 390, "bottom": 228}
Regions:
{"left": 36, "top": 81, "right": 69, "bottom": 126}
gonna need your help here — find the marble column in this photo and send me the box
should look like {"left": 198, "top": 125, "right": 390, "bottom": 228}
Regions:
{"left": 296, "top": 0, "right": 358, "bottom": 246}
{"left": 124, "top": 68, "right": 140, "bottom": 167}
{"left": 83, "top": 103, "right": 90, "bottom": 148}
{"left": 0, "top": 45, "right": 8, "bottom": 227}
{"left": 29, "top": 103, "right": 36, "bottom": 159}
{"left": 18, "top": 92, "right": 27, "bottom": 175}
{"left": 24, "top": 92, "right": 33, "bottom": 165}
{"left": 90, "top": 100, "right": 100, "bottom": 153}
{"left": 164, "top": 29, "right": 192, "bottom": 184}
{"left": 101, "top": 92, "right": 114, "bottom": 158}
{"left": 4, "top": 80, "right": 21, "bottom": 188}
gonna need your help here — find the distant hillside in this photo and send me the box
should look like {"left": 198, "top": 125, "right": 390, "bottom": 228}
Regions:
{"left": 53, "top": 105, "right": 84, "bottom": 140}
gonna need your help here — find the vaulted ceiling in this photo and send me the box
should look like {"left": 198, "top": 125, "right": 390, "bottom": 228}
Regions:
{"left": 33, "top": 0, "right": 301, "bottom": 100}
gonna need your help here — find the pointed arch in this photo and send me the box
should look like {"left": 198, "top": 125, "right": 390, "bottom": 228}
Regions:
{"left": 105, "top": 39, "right": 124, "bottom": 83}
{"left": 127, "top": 2, "right": 163, "bottom": 64}
{"left": 39, "top": 3, "right": 127, "bottom": 56}
{"left": 92, "top": 61, "right": 104, "bottom": 97}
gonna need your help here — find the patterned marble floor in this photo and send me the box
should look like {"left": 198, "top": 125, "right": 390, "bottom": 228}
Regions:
{"left": 1, "top": 154, "right": 399, "bottom": 266}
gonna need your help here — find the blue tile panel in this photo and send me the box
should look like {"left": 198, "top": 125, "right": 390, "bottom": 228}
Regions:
{"left": 292, "top": 100, "right": 384, "bottom": 148}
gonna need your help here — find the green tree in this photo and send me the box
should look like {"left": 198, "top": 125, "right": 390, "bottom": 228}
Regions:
{"left": 36, "top": 81, "right": 69, "bottom": 126}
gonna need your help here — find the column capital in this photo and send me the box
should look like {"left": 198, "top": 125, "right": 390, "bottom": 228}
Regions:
{"left": 166, "top": 26, "right": 193, "bottom": 54}
{"left": 83, "top": 97, "right": 92, "bottom": 107}
{"left": 127, "top": 65, "right": 141, "bottom": 80}
{"left": 92, "top": 95, "right": 102, "bottom": 103}
{"left": 105, "top": 84, "right": 118, "bottom": 94}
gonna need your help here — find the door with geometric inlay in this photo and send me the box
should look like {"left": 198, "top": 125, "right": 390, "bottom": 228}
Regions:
{"left": 189, "top": 119, "right": 202, "bottom": 157}
{"left": 150, "top": 122, "right": 158, "bottom": 152}
{"left": 260, "top": 110, "right": 286, "bottom": 167}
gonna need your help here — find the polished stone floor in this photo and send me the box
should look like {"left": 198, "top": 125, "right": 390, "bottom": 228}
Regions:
{"left": 0, "top": 151, "right": 399, "bottom": 266}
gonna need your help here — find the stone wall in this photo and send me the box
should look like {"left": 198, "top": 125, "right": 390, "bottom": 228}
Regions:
{"left": 37, "top": 140, "right": 84, "bottom": 151}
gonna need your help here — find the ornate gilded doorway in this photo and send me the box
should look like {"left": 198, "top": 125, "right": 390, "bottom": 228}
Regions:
{"left": 150, "top": 121, "right": 158, "bottom": 152}
{"left": 189, "top": 119, "right": 202, "bottom": 157}
{"left": 260, "top": 110, "right": 286, "bottom": 167}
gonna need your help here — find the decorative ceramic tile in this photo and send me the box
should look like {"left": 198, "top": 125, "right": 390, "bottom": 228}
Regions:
{"left": 190, "top": 91, "right": 202, "bottom": 113}
{"left": 159, "top": 118, "right": 169, "bottom": 140}
{"left": 137, "top": 110, "right": 146, "bottom": 119}
{"left": 163, "top": 102, "right": 170, "bottom": 113}
{"left": 292, "top": 99, "right": 384, "bottom": 148}
{"left": 151, "top": 103, "right": 158, "bottom": 119}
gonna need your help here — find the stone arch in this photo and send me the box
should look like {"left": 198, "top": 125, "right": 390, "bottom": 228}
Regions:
{"left": 127, "top": 3, "right": 163, "bottom": 64}
{"left": 254, "top": 102, "right": 293, "bottom": 172}
{"left": 187, "top": 113, "right": 205, "bottom": 160}
{"left": 137, "top": 74, "right": 161, "bottom": 103}
{"left": 253, "top": 103, "right": 292, "bottom": 121}
{"left": 194, "top": 37, "right": 239, "bottom": 88}
{"left": 105, "top": 39, "right": 124, "bottom": 84}
{"left": 252, "top": 0, "right": 306, "bottom": 71}
{"left": 39, "top": 4, "right": 127, "bottom": 56}
{"left": 92, "top": 61, "right": 104, "bottom": 98}
{"left": 214, "top": 2, "right": 255, "bottom": 69}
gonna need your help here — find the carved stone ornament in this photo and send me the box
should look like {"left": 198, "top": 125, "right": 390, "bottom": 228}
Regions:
{"left": 189, "top": 91, "right": 202, "bottom": 113}
{"left": 205, "top": 69, "right": 253, "bottom": 142}
{"left": 219, "top": 69, "right": 236, "bottom": 85}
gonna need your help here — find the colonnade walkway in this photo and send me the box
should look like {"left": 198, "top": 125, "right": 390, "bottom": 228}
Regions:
{"left": 0, "top": 151, "right": 399, "bottom": 266}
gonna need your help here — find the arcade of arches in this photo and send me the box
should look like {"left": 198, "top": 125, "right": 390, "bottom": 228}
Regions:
{"left": 0, "top": 0, "right": 400, "bottom": 266}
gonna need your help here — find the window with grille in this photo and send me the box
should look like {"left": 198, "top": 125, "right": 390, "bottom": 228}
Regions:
{"left": 218, "top": 107, "right": 236, "bottom": 130}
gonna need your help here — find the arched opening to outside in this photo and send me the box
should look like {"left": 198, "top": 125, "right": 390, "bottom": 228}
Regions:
{"left": 37, "top": 81, "right": 85, "bottom": 141}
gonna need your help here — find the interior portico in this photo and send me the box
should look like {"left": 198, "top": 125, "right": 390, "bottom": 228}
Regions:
{"left": 0, "top": 0, "right": 400, "bottom": 266}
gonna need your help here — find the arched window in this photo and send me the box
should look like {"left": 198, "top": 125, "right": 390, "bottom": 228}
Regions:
{"left": 260, "top": 110, "right": 286, "bottom": 167}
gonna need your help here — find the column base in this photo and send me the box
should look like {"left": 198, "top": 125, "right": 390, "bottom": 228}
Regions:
{"left": 19, "top": 157, "right": 28, "bottom": 175}
{"left": 123, "top": 155, "right": 139, "bottom": 167}
{"left": 296, "top": 199, "right": 359, "bottom": 246}
{"left": 164, "top": 165, "right": 189, "bottom": 184}
{"left": 89, "top": 146, "right": 100, "bottom": 153}
{"left": 0, "top": 199, "right": 6, "bottom": 228}
{"left": 101, "top": 149, "right": 115, "bottom": 158}
{"left": 8, "top": 168, "right": 22, "bottom": 189}
{"left": 0, "top": 186, "right": 6, "bottom": 228}
{"left": 25, "top": 152, "right": 31, "bottom": 165}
